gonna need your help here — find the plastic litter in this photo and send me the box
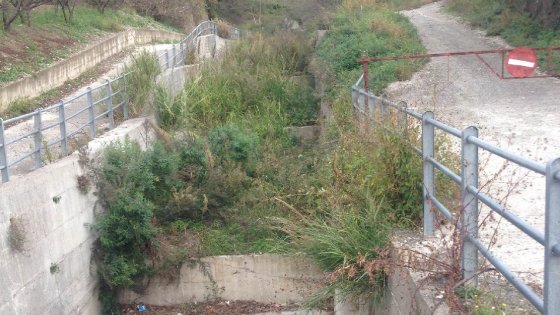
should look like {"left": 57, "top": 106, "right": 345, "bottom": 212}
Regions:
{"left": 136, "top": 304, "right": 148, "bottom": 312}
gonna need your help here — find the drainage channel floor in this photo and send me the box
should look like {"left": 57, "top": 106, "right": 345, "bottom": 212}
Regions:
{"left": 121, "top": 300, "right": 333, "bottom": 315}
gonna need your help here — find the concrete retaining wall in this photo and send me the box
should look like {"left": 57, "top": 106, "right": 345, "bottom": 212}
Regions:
{"left": 0, "top": 29, "right": 184, "bottom": 111}
{"left": 119, "top": 254, "right": 324, "bottom": 305}
{"left": 0, "top": 118, "right": 155, "bottom": 315}
{"left": 334, "top": 233, "right": 451, "bottom": 315}
{"left": 157, "top": 64, "right": 200, "bottom": 98}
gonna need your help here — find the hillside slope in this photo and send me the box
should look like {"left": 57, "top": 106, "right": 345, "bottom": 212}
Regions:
{"left": 0, "top": 2, "right": 208, "bottom": 86}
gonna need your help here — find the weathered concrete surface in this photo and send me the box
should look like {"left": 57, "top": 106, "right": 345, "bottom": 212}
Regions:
{"left": 334, "top": 232, "right": 451, "bottom": 315}
{"left": 285, "top": 125, "right": 321, "bottom": 142}
{"left": 157, "top": 64, "right": 200, "bottom": 98}
{"left": 119, "top": 254, "right": 324, "bottom": 305}
{"left": 0, "top": 118, "right": 155, "bottom": 315}
{"left": 0, "top": 29, "right": 184, "bottom": 110}
{"left": 196, "top": 34, "right": 232, "bottom": 60}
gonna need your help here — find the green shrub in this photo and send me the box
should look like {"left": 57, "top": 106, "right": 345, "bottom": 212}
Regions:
{"left": 176, "top": 139, "right": 209, "bottom": 184}
{"left": 97, "top": 192, "right": 157, "bottom": 288}
{"left": 208, "top": 124, "right": 259, "bottom": 175}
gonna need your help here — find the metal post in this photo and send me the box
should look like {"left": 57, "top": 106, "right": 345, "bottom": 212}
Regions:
{"left": 165, "top": 50, "right": 169, "bottom": 70}
{"left": 180, "top": 42, "right": 184, "bottom": 65}
{"left": 366, "top": 94, "right": 375, "bottom": 119}
{"left": 58, "top": 101, "right": 68, "bottom": 157}
{"left": 381, "top": 94, "right": 388, "bottom": 119}
{"left": 461, "top": 126, "right": 479, "bottom": 286}
{"left": 0, "top": 119, "right": 9, "bottom": 182}
{"left": 545, "top": 158, "right": 560, "bottom": 314}
{"left": 172, "top": 45, "right": 176, "bottom": 67}
{"left": 370, "top": 94, "right": 377, "bottom": 119}
{"left": 352, "top": 88, "right": 357, "bottom": 113}
{"left": 362, "top": 59, "right": 369, "bottom": 110}
{"left": 33, "top": 110, "right": 42, "bottom": 169}
{"left": 123, "top": 76, "right": 129, "bottom": 120}
{"left": 398, "top": 101, "right": 408, "bottom": 134}
{"left": 422, "top": 111, "right": 435, "bottom": 236}
{"left": 87, "top": 87, "right": 96, "bottom": 137}
{"left": 106, "top": 80, "right": 114, "bottom": 129}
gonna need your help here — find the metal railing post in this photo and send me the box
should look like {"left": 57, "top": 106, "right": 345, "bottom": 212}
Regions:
{"left": 362, "top": 59, "right": 369, "bottom": 110}
{"left": 398, "top": 101, "right": 408, "bottom": 133}
{"left": 33, "top": 110, "right": 42, "bottom": 169}
{"left": 461, "top": 126, "right": 479, "bottom": 286}
{"left": 545, "top": 158, "right": 560, "bottom": 314}
{"left": 165, "top": 50, "right": 170, "bottom": 70}
{"left": 0, "top": 119, "right": 9, "bottom": 182}
{"left": 368, "top": 94, "right": 375, "bottom": 120}
{"left": 172, "top": 45, "right": 176, "bottom": 67}
{"left": 352, "top": 88, "right": 357, "bottom": 108}
{"left": 381, "top": 94, "right": 388, "bottom": 119}
{"left": 180, "top": 42, "right": 184, "bottom": 65}
{"left": 87, "top": 87, "right": 96, "bottom": 137}
{"left": 123, "top": 76, "right": 129, "bottom": 120}
{"left": 58, "top": 101, "right": 68, "bottom": 157}
{"left": 422, "top": 111, "right": 435, "bottom": 236}
{"left": 106, "top": 80, "right": 114, "bottom": 129}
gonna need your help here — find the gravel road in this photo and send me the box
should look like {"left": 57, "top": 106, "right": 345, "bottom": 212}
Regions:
{"left": 386, "top": 1, "right": 560, "bottom": 294}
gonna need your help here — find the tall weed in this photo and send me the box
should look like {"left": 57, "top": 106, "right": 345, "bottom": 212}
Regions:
{"left": 156, "top": 34, "right": 319, "bottom": 138}
{"left": 124, "top": 51, "right": 161, "bottom": 116}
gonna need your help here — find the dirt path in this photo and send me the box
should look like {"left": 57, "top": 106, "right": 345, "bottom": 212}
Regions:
{"left": 386, "top": 0, "right": 560, "bottom": 295}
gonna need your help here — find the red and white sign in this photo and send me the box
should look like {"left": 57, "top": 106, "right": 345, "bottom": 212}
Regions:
{"left": 505, "top": 47, "right": 537, "bottom": 78}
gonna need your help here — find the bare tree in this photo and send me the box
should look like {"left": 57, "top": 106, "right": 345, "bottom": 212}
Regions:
{"left": 2, "top": 0, "right": 22, "bottom": 31}
{"left": 91, "top": 0, "right": 121, "bottom": 14}
{"left": 17, "top": 0, "right": 47, "bottom": 26}
{"left": 56, "top": 0, "right": 77, "bottom": 23}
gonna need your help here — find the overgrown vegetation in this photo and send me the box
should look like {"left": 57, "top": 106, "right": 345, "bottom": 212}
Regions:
{"left": 91, "top": 0, "right": 431, "bottom": 312}
{"left": 122, "top": 51, "right": 161, "bottom": 116}
{"left": 316, "top": 0, "right": 426, "bottom": 95}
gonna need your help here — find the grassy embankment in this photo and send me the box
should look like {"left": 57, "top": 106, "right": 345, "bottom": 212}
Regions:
{"left": 0, "top": 5, "right": 178, "bottom": 118}
{"left": 90, "top": 0, "right": 432, "bottom": 312}
{"left": 447, "top": 0, "right": 560, "bottom": 73}
{"left": 0, "top": 6, "right": 176, "bottom": 84}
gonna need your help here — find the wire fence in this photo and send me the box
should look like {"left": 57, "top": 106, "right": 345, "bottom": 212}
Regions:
{"left": 0, "top": 21, "right": 241, "bottom": 183}
{"left": 351, "top": 75, "right": 559, "bottom": 314}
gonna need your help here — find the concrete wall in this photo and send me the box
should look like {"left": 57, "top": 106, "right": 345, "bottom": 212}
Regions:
{"left": 334, "top": 233, "right": 451, "bottom": 315}
{"left": 157, "top": 64, "right": 200, "bottom": 98}
{"left": 0, "top": 118, "right": 155, "bottom": 315}
{"left": 119, "top": 254, "right": 324, "bottom": 305}
{"left": 0, "top": 29, "right": 184, "bottom": 111}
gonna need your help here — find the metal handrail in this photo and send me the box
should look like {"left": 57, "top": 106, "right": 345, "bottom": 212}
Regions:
{"left": 351, "top": 78, "right": 559, "bottom": 314}
{"left": 0, "top": 20, "right": 242, "bottom": 183}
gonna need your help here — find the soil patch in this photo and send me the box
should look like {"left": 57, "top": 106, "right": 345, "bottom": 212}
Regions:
{"left": 121, "top": 301, "right": 303, "bottom": 315}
